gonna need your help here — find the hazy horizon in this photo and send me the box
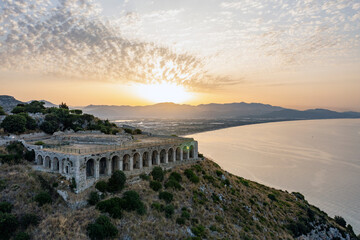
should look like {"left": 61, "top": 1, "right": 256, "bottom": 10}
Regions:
{"left": 1, "top": 0, "right": 360, "bottom": 111}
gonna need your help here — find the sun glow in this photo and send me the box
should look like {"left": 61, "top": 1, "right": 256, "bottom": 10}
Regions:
{"left": 133, "top": 82, "right": 193, "bottom": 103}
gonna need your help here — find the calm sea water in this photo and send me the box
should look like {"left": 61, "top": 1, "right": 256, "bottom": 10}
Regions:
{"left": 187, "top": 119, "right": 360, "bottom": 233}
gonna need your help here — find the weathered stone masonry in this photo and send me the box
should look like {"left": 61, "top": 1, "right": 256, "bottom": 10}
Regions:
{"left": 27, "top": 135, "right": 199, "bottom": 193}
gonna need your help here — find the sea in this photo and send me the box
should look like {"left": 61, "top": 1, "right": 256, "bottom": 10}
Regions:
{"left": 187, "top": 119, "right": 360, "bottom": 233}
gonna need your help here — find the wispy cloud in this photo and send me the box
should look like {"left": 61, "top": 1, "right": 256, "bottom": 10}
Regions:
{"left": 0, "top": 0, "right": 235, "bottom": 90}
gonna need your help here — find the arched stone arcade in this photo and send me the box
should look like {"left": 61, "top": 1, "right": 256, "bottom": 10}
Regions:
{"left": 45, "top": 156, "right": 51, "bottom": 168}
{"left": 37, "top": 155, "right": 43, "bottom": 165}
{"left": 160, "top": 149, "right": 166, "bottom": 164}
{"left": 168, "top": 148, "right": 174, "bottom": 162}
{"left": 176, "top": 147, "right": 181, "bottom": 161}
{"left": 152, "top": 150, "right": 158, "bottom": 165}
{"left": 86, "top": 159, "right": 95, "bottom": 178}
{"left": 123, "top": 154, "right": 131, "bottom": 171}
{"left": 112, "top": 156, "right": 120, "bottom": 173}
{"left": 142, "top": 152, "right": 149, "bottom": 167}
{"left": 99, "top": 157, "right": 107, "bottom": 175}
{"left": 133, "top": 153, "right": 141, "bottom": 169}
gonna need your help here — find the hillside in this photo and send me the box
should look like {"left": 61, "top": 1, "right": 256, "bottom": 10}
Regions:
{"left": 0, "top": 155, "right": 358, "bottom": 240}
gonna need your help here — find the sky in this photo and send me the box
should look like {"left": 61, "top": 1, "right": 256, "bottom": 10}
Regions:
{"left": 0, "top": 0, "right": 359, "bottom": 110}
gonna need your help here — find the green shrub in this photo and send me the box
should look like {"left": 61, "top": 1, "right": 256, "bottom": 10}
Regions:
{"left": 122, "top": 191, "right": 146, "bottom": 215}
{"left": 96, "top": 197, "right": 123, "bottom": 219}
{"left": 24, "top": 149, "right": 35, "bottom": 162}
{"left": 192, "top": 164, "right": 202, "bottom": 172}
{"left": 191, "top": 225, "right": 206, "bottom": 237}
{"left": 286, "top": 220, "right": 312, "bottom": 237}
{"left": 164, "top": 204, "right": 174, "bottom": 218}
{"left": 184, "top": 169, "right": 200, "bottom": 183}
{"left": 20, "top": 213, "right": 40, "bottom": 228}
{"left": 133, "top": 129, "right": 142, "bottom": 134}
{"left": 34, "top": 141, "right": 45, "bottom": 146}
{"left": 0, "top": 106, "right": 5, "bottom": 115}
{"left": 209, "top": 225, "right": 218, "bottom": 232}
{"left": 176, "top": 217, "right": 185, "bottom": 225}
{"left": 181, "top": 210, "right": 190, "bottom": 220}
{"left": 334, "top": 216, "right": 346, "bottom": 228}
{"left": 268, "top": 194, "right": 277, "bottom": 201}
{"left": 150, "top": 180, "right": 162, "bottom": 191}
{"left": 159, "top": 191, "right": 173, "bottom": 203}
{"left": 95, "top": 181, "right": 108, "bottom": 193}
{"left": 169, "top": 172, "right": 182, "bottom": 182}
{"left": 14, "top": 232, "right": 30, "bottom": 240}
{"left": 151, "top": 167, "right": 164, "bottom": 182}
{"left": 211, "top": 193, "right": 220, "bottom": 203}
{"left": 151, "top": 202, "right": 164, "bottom": 212}
{"left": 1, "top": 114, "right": 27, "bottom": 133}
{"left": 0, "top": 179, "right": 6, "bottom": 191}
{"left": 0, "top": 202, "right": 13, "bottom": 213}
{"left": 34, "top": 191, "right": 52, "bottom": 206}
{"left": 215, "top": 170, "right": 223, "bottom": 176}
{"left": 87, "top": 215, "right": 118, "bottom": 240}
{"left": 292, "top": 192, "right": 305, "bottom": 200}
{"left": 164, "top": 179, "right": 182, "bottom": 190}
{"left": 0, "top": 212, "right": 19, "bottom": 240}
{"left": 215, "top": 215, "right": 224, "bottom": 223}
{"left": 88, "top": 191, "right": 101, "bottom": 206}
{"left": 107, "top": 170, "right": 126, "bottom": 193}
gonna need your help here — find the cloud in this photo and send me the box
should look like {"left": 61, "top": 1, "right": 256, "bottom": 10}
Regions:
{"left": 0, "top": 0, "right": 234, "bottom": 90}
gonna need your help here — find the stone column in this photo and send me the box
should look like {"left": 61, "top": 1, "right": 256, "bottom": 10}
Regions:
{"left": 95, "top": 160, "right": 100, "bottom": 179}
{"left": 139, "top": 155, "right": 143, "bottom": 169}
{"left": 172, "top": 150, "right": 176, "bottom": 162}
{"left": 186, "top": 150, "right": 190, "bottom": 161}
{"left": 43, "top": 158, "right": 46, "bottom": 168}
{"left": 107, "top": 159, "right": 112, "bottom": 175}
{"left": 119, "top": 160, "right": 123, "bottom": 171}
{"left": 195, "top": 142, "right": 199, "bottom": 159}
{"left": 156, "top": 153, "right": 160, "bottom": 165}
{"left": 148, "top": 154, "right": 152, "bottom": 168}
{"left": 129, "top": 156, "right": 134, "bottom": 171}
{"left": 180, "top": 149, "right": 183, "bottom": 161}
{"left": 165, "top": 152, "right": 169, "bottom": 164}
{"left": 51, "top": 158, "right": 55, "bottom": 171}
{"left": 59, "top": 159, "right": 63, "bottom": 174}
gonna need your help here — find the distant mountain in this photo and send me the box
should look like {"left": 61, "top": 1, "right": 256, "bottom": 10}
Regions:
{"left": 81, "top": 102, "right": 285, "bottom": 120}
{"left": 0, "top": 95, "right": 24, "bottom": 112}
{"left": 259, "top": 108, "right": 360, "bottom": 120}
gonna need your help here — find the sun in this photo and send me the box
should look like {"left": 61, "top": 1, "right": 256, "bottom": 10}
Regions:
{"left": 133, "top": 82, "right": 193, "bottom": 103}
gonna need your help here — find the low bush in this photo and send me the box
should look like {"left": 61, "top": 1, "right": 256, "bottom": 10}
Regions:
{"left": 88, "top": 191, "right": 101, "bottom": 206}
{"left": 159, "top": 191, "right": 173, "bottom": 203}
{"left": 14, "top": 232, "right": 30, "bottom": 240}
{"left": 151, "top": 167, "right": 164, "bottom": 182}
{"left": 209, "top": 225, "right": 218, "bottom": 232}
{"left": 96, "top": 197, "right": 123, "bottom": 219}
{"left": 334, "top": 216, "right": 346, "bottom": 228}
{"left": 191, "top": 225, "right": 206, "bottom": 237}
{"left": 181, "top": 210, "right": 190, "bottom": 220}
{"left": 122, "top": 191, "right": 146, "bottom": 215}
{"left": 164, "top": 204, "right": 174, "bottom": 218}
{"left": 34, "top": 141, "right": 45, "bottom": 146}
{"left": 268, "top": 194, "right": 277, "bottom": 201}
{"left": 192, "top": 164, "right": 203, "bottom": 172}
{"left": 215, "top": 170, "right": 223, "bottom": 176}
{"left": 151, "top": 202, "right": 164, "bottom": 212}
{"left": 87, "top": 215, "right": 118, "bottom": 240}
{"left": 176, "top": 217, "right": 185, "bottom": 225}
{"left": 34, "top": 191, "right": 52, "bottom": 206}
{"left": 292, "top": 192, "right": 305, "bottom": 200}
{"left": 184, "top": 169, "right": 199, "bottom": 183}
{"left": 0, "top": 212, "right": 19, "bottom": 240}
{"left": 286, "top": 220, "right": 312, "bottom": 237}
{"left": 164, "top": 179, "right": 182, "bottom": 190}
{"left": 0, "top": 201, "right": 13, "bottom": 213}
{"left": 140, "top": 173, "right": 150, "bottom": 181}
{"left": 169, "top": 172, "right": 182, "bottom": 182}
{"left": 95, "top": 181, "right": 108, "bottom": 193}
{"left": 149, "top": 181, "right": 162, "bottom": 191}
{"left": 107, "top": 170, "right": 126, "bottom": 193}
{"left": 20, "top": 214, "right": 40, "bottom": 228}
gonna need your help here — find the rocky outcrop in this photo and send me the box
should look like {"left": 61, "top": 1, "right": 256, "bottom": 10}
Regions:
{"left": 0, "top": 95, "right": 24, "bottom": 113}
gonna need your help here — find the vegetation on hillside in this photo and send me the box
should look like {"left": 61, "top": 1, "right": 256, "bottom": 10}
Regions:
{"left": 0, "top": 101, "right": 122, "bottom": 135}
{"left": 0, "top": 154, "right": 358, "bottom": 240}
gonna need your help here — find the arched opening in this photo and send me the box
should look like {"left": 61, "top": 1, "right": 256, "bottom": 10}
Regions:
{"left": 168, "top": 148, "right": 174, "bottom": 162}
{"left": 189, "top": 145, "right": 194, "bottom": 159}
{"left": 45, "top": 156, "right": 51, "bottom": 168}
{"left": 37, "top": 155, "right": 43, "bottom": 165}
{"left": 133, "top": 153, "right": 141, "bottom": 169}
{"left": 86, "top": 159, "right": 95, "bottom": 178}
{"left": 123, "top": 154, "right": 130, "bottom": 171}
{"left": 99, "top": 157, "right": 107, "bottom": 175}
{"left": 112, "top": 156, "right": 120, "bottom": 173}
{"left": 65, "top": 166, "right": 69, "bottom": 174}
{"left": 176, "top": 147, "right": 181, "bottom": 161}
{"left": 160, "top": 149, "right": 166, "bottom": 164}
{"left": 183, "top": 146, "right": 188, "bottom": 160}
{"left": 53, "top": 157, "right": 59, "bottom": 171}
{"left": 142, "top": 152, "right": 149, "bottom": 167}
{"left": 152, "top": 150, "right": 158, "bottom": 165}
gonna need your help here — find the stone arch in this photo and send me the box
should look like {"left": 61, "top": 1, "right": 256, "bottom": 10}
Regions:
{"left": 160, "top": 149, "right": 166, "bottom": 164}
{"left": 142, "top": 152, "right": 149, "bottom": 167}
{"left": 189, "top": 145, "right": 194, "bottom": 159}
{"left": 123, "top": 154, "right": 130, "bottom": 171}
{"left": 168, "top": 148, "right": 174, "bottom": 162}
{"left": 111, "top": 156, "right": 120, "bottom": 173}
{"left": 176, "top": 147, "right": 181, "bottom": 161}
{"left": 45, "top": 156, "right": 51, "bottom": 168}
{"left": 152, "top": 150, "right": 158, "bottom": 165}
{"left": 99, "top": 157, "right": 107, "bottom": 175}
{"left": 86, "top": 159, "right": 95, "bottom": 178}
{"left": 53, "top": 157, "right": 59, "bottom": 171}
{"left": 183, "top": 146, "right": 188, "bottom": 160}
{"left": 133, "top": 153, "right": 141, "bottom": 169}
{"left": 37, "top": 155, "right": 43, "bottom": 165}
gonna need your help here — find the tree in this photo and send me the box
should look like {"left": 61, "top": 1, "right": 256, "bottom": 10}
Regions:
{"left": 1, "top": 114, "right": 27, "bottom": 133}
{"left": 107, "top": 170, "right": 126, "bottom": 193}
{"left": 40, "top": 121, "right": 58, "bottom": 134}
{"left": 151, "top": 167, "right": 164, "bottom": 182}
{"left": 59, "top": 102, "right": 69, "bottom": 110}
{"left": 334, "top": 216, "right": 346, "bottom": 228}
